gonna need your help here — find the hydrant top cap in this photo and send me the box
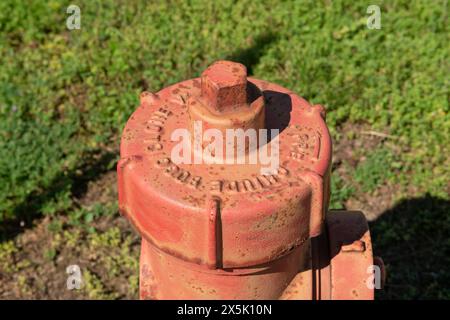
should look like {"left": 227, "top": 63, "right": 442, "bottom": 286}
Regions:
{"left": 118, "top": 61, "right": 333, "bottom": 268}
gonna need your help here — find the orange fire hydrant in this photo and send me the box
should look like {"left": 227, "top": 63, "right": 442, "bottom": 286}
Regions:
{"left": 117, "top": 61, "right": 384, "bottom": 299}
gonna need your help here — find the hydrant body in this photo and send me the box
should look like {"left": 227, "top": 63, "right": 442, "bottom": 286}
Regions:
{"left": 118, "top": 61, "right": 380, "bottom": 299}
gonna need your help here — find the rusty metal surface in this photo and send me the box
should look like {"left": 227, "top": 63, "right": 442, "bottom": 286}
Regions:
{"left": 118, "top": 61, "right": 331, "bottom": 269}
{"left": 140, "top": 237, "right": 310, "bottom": 300}
{"left": 117, "top": 60, "right": 378, "bottom": 300}
{"left": 326, "top": 210, "right": 374, "bottom": 300}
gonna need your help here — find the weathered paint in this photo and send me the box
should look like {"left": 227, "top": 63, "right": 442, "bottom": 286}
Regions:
{"left": 118, "top": 61, "right": 381, "bottom": 299}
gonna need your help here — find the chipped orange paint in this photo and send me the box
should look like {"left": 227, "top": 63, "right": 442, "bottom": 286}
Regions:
{"left": 118, "top": 61, "right": 381, "bottom": 299}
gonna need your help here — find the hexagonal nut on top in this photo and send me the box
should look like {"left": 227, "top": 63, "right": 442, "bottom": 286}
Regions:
{"left": 201, "top": 60, "right": 248, "bottom": 113}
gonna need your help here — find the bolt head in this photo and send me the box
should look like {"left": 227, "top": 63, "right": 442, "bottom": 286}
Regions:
{"left": 201, "top": 60, "right": 248, "bottom": 113}
{"left": 140, "top": 91, "right": 159, "bottom": 105}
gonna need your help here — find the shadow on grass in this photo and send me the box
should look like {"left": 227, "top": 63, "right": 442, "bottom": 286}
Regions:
{"left": 370, "top": 194, "right": 450, "bottom": 299}
{"left": 226, "top": 33, "right": 277, "bottom": 75}
{"left": 0, "top": 149, "right": 118, "bottom": 242}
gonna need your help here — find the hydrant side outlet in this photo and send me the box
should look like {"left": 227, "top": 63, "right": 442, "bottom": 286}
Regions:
{"left": 117, "top": 60, "right": 379, "bottom": 300}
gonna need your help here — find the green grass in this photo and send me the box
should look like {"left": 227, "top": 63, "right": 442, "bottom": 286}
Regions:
{"left": 0, "top": 0, "right": 448, "bottom": 299}
{"left": 353, "top": 147, "right": 398, "bottom": 193}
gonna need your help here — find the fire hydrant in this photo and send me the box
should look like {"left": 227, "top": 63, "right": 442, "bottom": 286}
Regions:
{"left": 117, "top": 60, "right": 384, "bottom": 300}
